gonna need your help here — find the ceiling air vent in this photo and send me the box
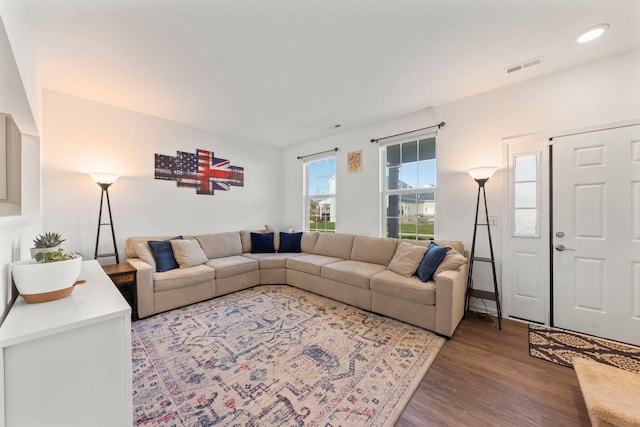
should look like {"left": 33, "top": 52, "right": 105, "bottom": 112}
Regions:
{"left": 506, "top": 56, "right": 543, "bottom": 74}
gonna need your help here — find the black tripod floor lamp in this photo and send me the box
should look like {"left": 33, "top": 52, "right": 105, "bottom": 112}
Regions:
{"left": 89, "top": 173, "right": 120, "bottom": 264}
{"left": 466, "top": 166, "right": 502, "bottom": 329}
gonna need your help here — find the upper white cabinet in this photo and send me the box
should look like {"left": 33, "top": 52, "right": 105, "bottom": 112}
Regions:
{"left": 0, "top": 113, "right": 21, "bottom": 216}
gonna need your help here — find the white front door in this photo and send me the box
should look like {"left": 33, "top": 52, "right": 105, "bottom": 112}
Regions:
{"left": 552, "top": 125, "right": 640, "bottom": 346}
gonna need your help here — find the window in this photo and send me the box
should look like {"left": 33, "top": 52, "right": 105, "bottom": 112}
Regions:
{"left": 304, "top": 156, "right": 336, "bottom": 232}
{"left": 513, "top": 153, "right": 539, "bottom": 237}
{"left": 382, "top": 136, "right": 436, "bottom": 240}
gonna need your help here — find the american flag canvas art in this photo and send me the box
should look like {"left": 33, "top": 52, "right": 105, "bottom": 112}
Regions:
{"left": 154, "top": 149, "right": 244, "bottom": 195}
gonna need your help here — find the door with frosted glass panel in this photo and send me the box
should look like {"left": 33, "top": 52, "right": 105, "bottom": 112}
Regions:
{"left": 506, "top": 139, "right": 549, "bottom": 323}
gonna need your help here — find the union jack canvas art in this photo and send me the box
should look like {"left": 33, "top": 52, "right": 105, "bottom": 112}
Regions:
{"left": 154, "top": 149, "right": 244, "bottom": 195}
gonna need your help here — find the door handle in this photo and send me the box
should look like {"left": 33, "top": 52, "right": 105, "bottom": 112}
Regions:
{"left": 555, "top": 244, "right": 575, "bottom": 252}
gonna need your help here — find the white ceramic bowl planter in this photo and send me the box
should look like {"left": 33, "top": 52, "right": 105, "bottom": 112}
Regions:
{"left": 11, "top": 256, "right": 83, "bottom": 303}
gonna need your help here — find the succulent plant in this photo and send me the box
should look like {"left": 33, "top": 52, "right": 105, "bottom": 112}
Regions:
{"left": 33, "top": 232, "right": 66, "bottom": 248}
{"left": 35, "top": 249, "right": 77, "bottom": 263}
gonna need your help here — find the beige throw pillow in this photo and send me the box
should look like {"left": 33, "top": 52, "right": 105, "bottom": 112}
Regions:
{"left": 135, "top": 243, "right": 157, "bottom": 271}
{"left": 388, "top": 242, "right": 427, "bottom": 277}
{"left": 434, "top": 248, "right": 468, "bottom": 277}
{"left": 170, "top": 239, "right": 209, "bottom": 268}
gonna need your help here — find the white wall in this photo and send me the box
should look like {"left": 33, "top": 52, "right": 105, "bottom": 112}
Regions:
{"left": 41, "top": 91, "right": 284, "bottom": 261}
{"left": 283, "top": 48, "right": 640, "bottom": 312}
{"left": 0, "top": 7, "right": 40, "bottom": 136}
{"left": 284, "top": 110, "right": 443, "bottom": 236}
{"left": 0, "top": 16, "right": 41, "bottom": 324}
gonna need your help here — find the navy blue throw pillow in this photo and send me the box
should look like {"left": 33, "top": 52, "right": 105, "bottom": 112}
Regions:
{"left": 148, "top": 236, "right": 183, "bottom": 272}
{"left": 251, "top": 232, "right": 275, "bottom": 253}
{"left": 279, "top": 232, "right": 302, "bottom": 253}
{"left": 416, "top": 241, "right": 450, "bottom": 282}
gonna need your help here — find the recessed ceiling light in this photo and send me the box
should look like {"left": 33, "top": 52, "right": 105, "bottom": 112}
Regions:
{"left": 577, "top": 24, "right": 609, "bottom": 43}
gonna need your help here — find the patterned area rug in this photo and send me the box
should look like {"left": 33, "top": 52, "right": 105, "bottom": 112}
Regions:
{"left": 529, "top": 324, "right": 640, "bottom": 374}
{"left": 132, "top": 285, "right": 445, "bottom": 426}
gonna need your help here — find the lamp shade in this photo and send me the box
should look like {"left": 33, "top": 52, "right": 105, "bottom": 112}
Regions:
{"left": 466, "top": 166, "right": 498, "bottom": 181}
{"left": 89, "top": 173, "right": 119, "bottom": 185}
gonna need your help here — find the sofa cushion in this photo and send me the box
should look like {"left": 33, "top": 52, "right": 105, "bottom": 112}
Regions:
{"left": 154, "top": 264, "right": 216, "bottom": 292}
{"left": 286, "top": 254, "right": 342, "bottom": 276}
{"left": 301, "top": 232, "right": 320, "bottom": 253}
{"left": 387, "top": 242, "right": 427, "bottom": 277}
{"left": 416, "top": 242, "right": 450, "bottom": 282}
{"left": 251, "top": 232, "right": 276, "bottom": 253}
{"left": 206, "top": 255, "right": 259, "bottom": 279}
{"left": 243, "top": 252, "right": 303, "bottom": 269}
{"left": 435, "top": 247, "right": 468, "bottom": 277}
{"left": 350, "top": 236, "right": 397, "bottom": 266}
{"left": 370, "top": 270, "right": 436, "bottom": 305}
{"left": 313, "top": 233, "right": 354, "bottom": 259}
{"left": 279, "top": 232, "right": 303, "bottom": 253}
{"left": 171, "top": 239, "right": 209, "bottom": 268}
{"left": 321, "top": 260, "right": 386, "bottom": 290}
{"left": 197, "top": 232, "right": 242, "bottom": 259}
{"left": 148, "top": 236, "right": 183, "bottom": 272}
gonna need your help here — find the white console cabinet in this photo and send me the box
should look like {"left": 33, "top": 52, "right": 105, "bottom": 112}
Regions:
{"left": 0, "top": 260, "right": 132, "bottom": 427}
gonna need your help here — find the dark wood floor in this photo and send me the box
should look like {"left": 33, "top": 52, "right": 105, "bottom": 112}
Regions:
{"left": 396, "top": 313, "right": 591, "bottom": 426}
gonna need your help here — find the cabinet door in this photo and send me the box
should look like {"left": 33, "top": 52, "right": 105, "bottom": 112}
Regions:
{"left": 0, "top": 115, "right": 6, "bottom": 200}
{"left": 4, "top": 316, "right": 131, "bottom": 427}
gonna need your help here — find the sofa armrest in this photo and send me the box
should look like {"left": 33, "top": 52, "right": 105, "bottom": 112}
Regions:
{"left": 434, "top": 264, "right": 468, "bottom": 337}
{"left": 126, "top": 258, "right": 154, "bottom": 319}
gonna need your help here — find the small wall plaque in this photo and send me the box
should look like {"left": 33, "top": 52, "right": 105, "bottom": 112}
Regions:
{"left": 348, "top": 150, "right": 362, "bottom": 173}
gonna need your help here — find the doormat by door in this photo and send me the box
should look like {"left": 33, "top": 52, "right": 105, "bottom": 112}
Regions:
{"left": 528, "top": 324, "right": 640, "bottom": 374}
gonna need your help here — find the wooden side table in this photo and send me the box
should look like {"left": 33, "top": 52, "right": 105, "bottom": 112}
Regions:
{"left": 102, "top": 262, "right": 138, "bottom": 320}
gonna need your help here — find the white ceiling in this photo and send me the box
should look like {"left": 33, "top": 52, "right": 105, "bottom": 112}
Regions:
{"left": 23, "top": 0, "right": 640, "bottom": 147}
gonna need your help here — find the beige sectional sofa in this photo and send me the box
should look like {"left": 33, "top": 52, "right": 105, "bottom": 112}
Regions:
{"left": 125, "top": 231, "right": 468, "bottom": 337}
